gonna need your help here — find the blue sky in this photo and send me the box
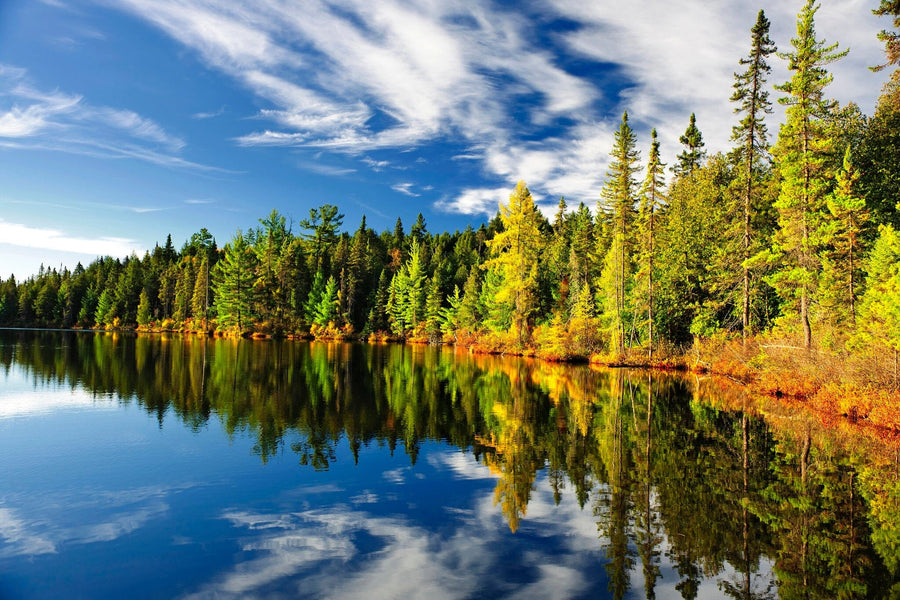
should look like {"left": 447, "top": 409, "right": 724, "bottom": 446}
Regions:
{"left": 0, "top": 0, "right": 891, "bottom": 279}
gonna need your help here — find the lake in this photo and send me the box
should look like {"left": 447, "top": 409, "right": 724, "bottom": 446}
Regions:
{"left": 1, "top": 330, "right": 898, "bottom": 599}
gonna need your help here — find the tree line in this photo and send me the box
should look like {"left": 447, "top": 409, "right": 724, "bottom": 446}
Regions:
{"left": 2, "top": 1, "right": 899, "bottom": 363}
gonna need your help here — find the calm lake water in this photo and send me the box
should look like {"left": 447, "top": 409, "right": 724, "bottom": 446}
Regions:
{"left": 1, "top": 330, "right": 899, "bottom": 599}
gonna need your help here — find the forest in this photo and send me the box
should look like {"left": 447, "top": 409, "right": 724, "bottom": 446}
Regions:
{"left": 1, "top": 2, "right": 899, "bottom": 388}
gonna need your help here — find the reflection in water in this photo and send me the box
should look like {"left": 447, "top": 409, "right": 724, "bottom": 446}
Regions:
{"left": 2, "top": 329, "right": 900, "bottom": 598}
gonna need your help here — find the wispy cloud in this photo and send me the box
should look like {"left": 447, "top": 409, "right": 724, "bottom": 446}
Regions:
{"left": 193, "top": 106, "right": 225, "bottom": 119}
{"left": 361, "top": 156, "right": 390, "bottom": 172}
{"left": 296, "top": 160, "right": 357, "bottom": 177}
{"left": 0, "top": 64, "right": 219, "bottom": 170}
{"left": 0, "top": 219, "right": 142, "bottom": 257}
{"left": 106, "top": 0, "right": 889, "bottom": 213}
{"left": 391, "top": 182, "right": 419, "bottom": 197}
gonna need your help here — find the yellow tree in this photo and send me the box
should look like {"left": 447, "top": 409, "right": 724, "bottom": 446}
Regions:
{"left": 484, "top": 181, "right": 545, "bottom": 347}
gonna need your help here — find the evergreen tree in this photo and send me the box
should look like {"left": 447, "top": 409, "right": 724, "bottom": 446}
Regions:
{"left": 674, "top": 113, "right": 706, "bottom": 178}
{"left": 821, "top": 147, "right": 869, "bottom": 325}
{"left": 213, "top": 231, "right": 259, "bottom": 332}
{"left": 636, "top": 129, "right": 666, "bottom": 357}
{"left": 769, "top": 0, "right": 847, "bottom": 349}
{"left": 600, "top": 113, "right": 640, "bottom": 354}
{"left": 137, "top": 288, "right": 152, "bottom": 326}
{"left": 854, "top": 223, "right": 900, "bottom": 385}
{"left": 304, "top": 269, "right": 326, "bottom": 327}
{"left": 313, "top": 276, "right": 339, "bottom": 327}
{"left": 872, "top": 0, "right": 900, "bottom": 72}
{"left": 300, "top": 204, "right": 343, "bottom": 274}
{"left": 95, "top": 288, "right": 115, "bottom": 327}
{"left": 732, "top": 9, "right": 776, "bottom": 337}
{"left": 483, "top": 181, "right": 544, "bottom": 346}
{"left": 173, "top": 258, "right": 195, "bottom": 323}
{"left": 191, "top": 257, "right": 210, "bottom": 329}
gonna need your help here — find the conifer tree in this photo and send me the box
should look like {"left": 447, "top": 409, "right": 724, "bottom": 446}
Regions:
{"left": 213, "top": 231, "right": 259, "bottom": 332}
{"left": 854, "top": 223, "right": 900, "bottom": 385}
{"left": 95, "top": 288, "right": 115, "bottom": 327}
{"left": 822, "top": 147, "right": 869, "bottom": 324}
{"left": 483, "top": 181, "right": 544, "bottom": 346}
{"left": 313, "top": 276, "right": 339, "bottom": 327}
{"left": 674, "top": 113, "right": 706, "bottom": 178}
{"left": 636, "top": 129, "right": 666, "bottom": 357}
{"left": 732, "top": 9, "right": 776, "bottom": 338}
{"left": 304, "top": 270, "right": 326, "bottom": 327}
{"left": 191, "top": 257, "right": 210, "bottom": 329}
{"left": 769, "top": 0, "right": 847, "bottom": 349}
{"left": 873, "top": 0, "right": 900, "bottom": 72}
{"left": 600, "top": 113, "right": 640, "bottom": 354}
{"left": 137, "top": 288, "right": 152, "bottom": 326}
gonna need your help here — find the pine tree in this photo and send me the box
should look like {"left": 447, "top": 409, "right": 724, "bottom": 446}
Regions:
{"left": 191, "top": 257, "right": 210, "bottom": 329}
{"left": 769, "top": 0, "right": 847, "bottom": 349}
{"left": 674, "top": 113, "right": 706, "bottom": 178}
{"left": 600, "top": 113, "right": 640, "bottom": 354}
{"left": 95, "top": 288, "right": 115, "bottom": 327}
{"left": 872, "top": 0, "right": 900, "bottom": 72}
{"left": 213, "top": 231, "right": 259, "bottom": 333}
{"left": 300, "top": 204, "right": 343, "bottom": 274}
{"left": 732, "top": 9, "right": 776, "bottom": 338}
{"left": 483, "top": 181, "right": 544, "bottom": 346}
{"left": 304, "top": 269, "right": 326, "bottom": 327}
{"left": 854, "top": 223, "right": 900, "bottom": 385}
{"left": 137, "top": 288, "right": 152, "bottom": 327}
{"left": 822, "top": 147, "right": 869, "bottom": 324}
{"left": 636, "top": 129, "right": 666, "bottom": 357}
{"left": 313, "top": 276, "right": 339, "bottom": 327}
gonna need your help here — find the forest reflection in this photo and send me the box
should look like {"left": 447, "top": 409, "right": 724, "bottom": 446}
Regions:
{"left": 3, "top": 329, "right": 900, "bottom": 599}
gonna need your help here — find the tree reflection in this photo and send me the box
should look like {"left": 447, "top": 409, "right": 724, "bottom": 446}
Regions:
{"left": 2, "top": 329, "right": 899, "bottom": 597}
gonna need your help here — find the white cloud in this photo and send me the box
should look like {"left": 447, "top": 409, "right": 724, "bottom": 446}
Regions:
{"left": 0, "top": 219, "right": 142, "bottom": 258}
{"left": 391, "top": 182, "right": 420, "bottom": 197}
{"left": 435, "top": 186, "right": 509, "bottom": 217}
{"left": 104, "top": 0, "right": 890, "bottom": 212}
{"left": 0, "top": 508, "right": 57, "bottom": 556}
{"left": 0, "top": 64, "right": 214, "bottom": 170}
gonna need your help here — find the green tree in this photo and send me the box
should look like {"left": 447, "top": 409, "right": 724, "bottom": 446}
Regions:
{"left": 872, "top": 0, "right": 900, "bottom": 72}
{"left": 854, "top": 223, "right": 900, "bottom": 385}
{"left": 768, "top": 0, "right": 847, "bottom": 349}
{"left": 636, "top": 128, "right": 665, "bottom": 357}
{"left": 300, "top": 204, "right": 343, "bottom": 274}
{"left": 313, "top": 275, "right": 339, "bottom": 326}
{"left": 483, "top": 181, "right": 544, "bottom": 346}
{"left": 732, "top": 9, "right": 776, "bottom": 337}
{"left": 213, "top": 230, "right": 259, "bottom": 333}
{"left": 137, "top": 288, "right": 152, "bottom": 326}
{"left": 599, "top": 113, "right": 640, "bottom": 354}
{"left": 674, "top": 113, "right": 706, "bottom": 178}
{"left": 95, "top": 288, "right": 115, "bottom": 327}
{"left": 191, "top": 257, "right": 211, "bottom": 329}
{"left": 821, "top": 147, "right": 869, "bottom": 325}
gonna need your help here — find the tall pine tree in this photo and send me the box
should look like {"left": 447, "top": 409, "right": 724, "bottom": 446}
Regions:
{"left": 732, "top": 9, "right": 776, "bottom": 338}
{"left": 769, "top": 0, "right": 847, "bottom": 349}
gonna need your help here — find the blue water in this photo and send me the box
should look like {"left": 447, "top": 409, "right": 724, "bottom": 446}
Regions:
{"left": 0, "top": 331, "right": 895, "bottom": 599}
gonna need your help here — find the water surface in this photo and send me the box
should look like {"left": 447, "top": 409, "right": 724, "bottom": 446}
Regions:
{"left": 1, "top": 330, "right": 898, "bottom": 599}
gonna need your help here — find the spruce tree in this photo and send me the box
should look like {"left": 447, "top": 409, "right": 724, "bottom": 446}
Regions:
{"left": 600, "top": 113, "right": 640, "bottom": 354}
{"left": 137, "top": 289, "right": 152, "bottom": 327}
{"left": 636, "top": 129, "right": 665, "bottom": 357}
{"left": 213, "top": 231, "right": 259, "bottom": 333}
{"left": 732, "top": 9, "right": 776, "bottom": 338}
{"left": 483, "top": 181, "right": 544, "bottom": 346}
{"left": 770, "top": 0, "right": 847, "bottom": 349}
{"left": 674, "top": 113, "right": 706, "bottom": 178}
{"left": 822, "top": 147, "right": 869, "bottom": 324}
